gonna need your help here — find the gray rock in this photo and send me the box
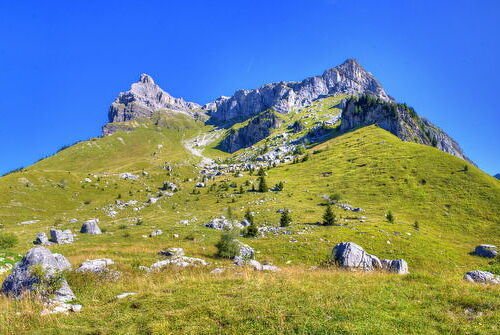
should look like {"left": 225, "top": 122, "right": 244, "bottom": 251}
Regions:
{"left": 332, "top": 242, "right": 382, "bottom": 271}
{"left": 195, "top": 182, "right": 205, "bottom": 188}
{"left": 150, "top": 229, "right": 163, "bottom": 237}
{"left": 1, "top": 247, "right": 75, "bottom": 303}
{"left": 234, "top": 240, "right": 255, "bottom": 259}
{"left": 150, "top": 256, "right": 208, "bottom": 270}
{"left": 473, "top": 244, "right": 497, "bottom": 258}
{"left": 104, "top": 74, "right": 201, "bottom": 136}
{"left": 34, "top": 232, "right": 50, "bottom": 246}
{"left": 116, "top": 292, "right": 137, "bottom": 299}
{"left": 206, "top": 59, "right": 392, "bottom": 125}
{"left": 49, "top": 229, "right": 74, "bottom": 244}
{"left": 76, "top": 258, "right": 114, "bottom": 273}
{"left": 339, "top": 96, "right": 472, "bottom": 163}
{"left": 161, "top": 181, "right": 178, "bottom": 192}
{"left": 159, "top": 248, "right": 184, "bottom": 257}
{"left": 381, "top": 259, "right": 409, "bottom": 274}
{"left": 261, "top": 265, "right": 280, "bottom": 272}
{"left": 80, "top": 219, "right": 102, "bottom": 235}
{"left": 463, "top": 271, "right": 500, "bottom": 284}
{"left": 217, "top": 111, "right": 283, "bottom": 153}
{"left": 210, "top": 268, "right": 224, "bottom": 274}
{"left": 205, "top": 217, "right": 247, "bottom": 230}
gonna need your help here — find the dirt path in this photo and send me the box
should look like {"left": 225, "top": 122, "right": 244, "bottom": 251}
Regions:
{"left": 183, "top": 131, "right": 222, "bottom": 166}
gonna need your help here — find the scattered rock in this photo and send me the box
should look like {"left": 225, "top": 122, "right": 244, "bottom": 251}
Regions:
{"left": 149, "top": 256, "right": 209, "bottom": 270}
{"left": 473, "top": 245, "right": 497, "bottom": 258}
{"left": 150, "top": 230, "right": 163, "bottom": 237}
{"left": 1, "top": 247, "right": 75, "bottom": 304}
{"left": 210, "top": 268, "right": 224, "bottom": 274}
{"left": 80, "top": 219, "right": 102, "bottom": 235}
{"left": 116, "top": 292, "right": 137, "bottom": 299}
{"left": 205, "top": 217, "right": 250, "bottom": 230}
{"left": 159, "top": 248, "right": 184, "bottom": 257}
{"left": 120, "top": 173, "right": 139, "bottom": 180}
{"left": 50, "top": 229, "right": 74, "bottom": 244}
{"left": 161, "top": 181, "right": 178, "bottom": 192}
{"left": 76, "top": 258, "right": 114, "bottom": 273}
{"left": 463, "top": 271, "right": 500, "bottom": 284}
{"left": 332, "top": 242, "right": 382, "bottom": 271}
{"left": 195, "top": 182, "right": 205, "bottom": 188}
{"left": 34, "top": 232, "right": 50, "bottom": 246}
{"left": 381, "top": 259, "right": 409, "bottom": 274}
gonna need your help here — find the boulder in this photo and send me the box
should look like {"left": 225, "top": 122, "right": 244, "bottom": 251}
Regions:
{"left": 159, "top": 248, "right": 184, "bottom": 257}
{"left": 80, "top": 219, "right": 102, "bottom": 235}
{"left": 195, "top": 182, "right": 205, "bottom": 188}
{"left": 150, "top": 229, "right": 163, "bottom": 237}
{"left": 50, "top": 229, "right": 74, "bottom": 244}
{"left": 150, "top": 256, "right": 208, "bottom": 270}
{"left": 332, "top": 242, "right": 382, "bottom": 271}
{"left": 161, "top": 181, "right": 178, "bottom": 192}
{"left": 1, "top": 247, "right": 75, "bottom": 303}
{"left": 205, "top": 217, "right": 250, "bottom": 230}
{"left": 76, "top": 258, "right": 114, "bottom": 273}
{"left": 235, "top": 240, "right": 255, "bottom": 259}
{"left": 34, "top": 232, "right": 50, "bottom": 246}
{"left": 473, "top": 245, "right": 497, "bottom": 258}
{"left": 381, "top": 259, "right": 409, "bottom": 274}
{"left": 463, "top": 271, "right": 500, "bottom": 284}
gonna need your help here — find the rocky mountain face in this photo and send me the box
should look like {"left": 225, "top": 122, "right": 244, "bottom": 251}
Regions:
{"left": 217, "top": 111, "right": 283, "bottom": 153}
{"left": 494, "top": 174, "right": 500, "bottom": 180}
{"left": 103, "top": 74, "right": 200, "bottom": 136}
{"left": 204, "top": 59, "right": 393, "bottom": 125}
{"left": 340, "top": 95, "right": 471, "bottom": 162}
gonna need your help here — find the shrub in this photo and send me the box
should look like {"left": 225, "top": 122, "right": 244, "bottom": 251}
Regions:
{"left": 413, "top": 220, "right": 420, "bottom": 230}
{"left": 386, "top": 210, "right": 395, "bottom": 223}
{"left": 274, "top": 181, "right": 284, "bottom": 191}
{"left": 329, "top": 193, "right": 342, "bottom": 204}
{"left": 258, "top": 175, "right": 268, "bottom": 192}
{"left": 322, "top": 205, "right": 336, "bottom": 226}
{"left": 215, "top": 231, "right": 240, "bottom": 258}
{"left": 243, "top": 224, "right": 259, "bottom": 238}
{"left": 0, "top": 233, "right": 18, "bottom": 249}
{"left": 30, "top": 265, "right": 65, "bottom": 297}
{"left": 280, "top": 210, "right": 292, "bottom": 227}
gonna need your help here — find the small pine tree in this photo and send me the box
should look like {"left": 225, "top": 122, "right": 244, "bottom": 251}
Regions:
{"left": 239, "top": 185, "right": 244, "bottom": 194}
{"left": 215, "top": 231, "right": 240, "bottom": 258}
{"left": 413, "top": 220, "right": 420, "bottom": 230}
{"left": 258, "top": 175, "right": 268, "bottom": 192}
{"left": 280, "top": 210, "right": 292, "bottom": 227}
{"left": 274, "top": 181, "right": 284, "bottom": 191}
{"left": 244, "top": 209, "right": 254, "bottom": 225}
{"left": 227, "top": 206, "right": 233, "bottom": 219}
{"left": 322, "top": 205, "right": 336, "bottom": 226}
{"left": 463, "top": 165, "right": 469, "bottom": 172}
{"left": 386, "top": 210, "right": 395, "bottom": 223}
{"left": 257, "top": 168, "right": 266, "bottom": 177}
{"left": 243, "top": 224, "right": 259, "bottom": 238}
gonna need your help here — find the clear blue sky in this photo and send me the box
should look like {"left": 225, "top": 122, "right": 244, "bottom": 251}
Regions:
{"left": 0, "top": 0, "right": 499, "bottom": 175}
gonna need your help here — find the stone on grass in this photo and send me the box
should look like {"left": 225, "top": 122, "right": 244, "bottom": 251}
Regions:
{"left": 150, "top": 229, "right": 163, "bottom": 237}
{"left": 158, "top": 248, "right": 184, "bottom": 257}
{"left": 50, "top": 229, "right": 74, "bottom": 244}
{"left": 150, "top": 256, "right": 208, "bottom": 271}
{"left": 332, "top": 242, "right": 382, "bottom": 271}
{"left": 1, "top": 247, "right": 75, "bottom": 304}
{"left": 76, "top": 258, "right": 114, "bottom": 273}
{"left": 473, "top": 245, "right": 497, "bottom": 258}
{"left": 80, "top": 219, "right": 102, "bottom": 234}
{"left": 381, "top": 259, "right": 409, "bottom": 274}
{"left": 34, "top": 232, "right": 50, "bottom": 245}
{"left": 463, "top": 271, "right": 500, "bottom": 284}
{"left": 116, "top": 292, "right": 137, "bottom": 299}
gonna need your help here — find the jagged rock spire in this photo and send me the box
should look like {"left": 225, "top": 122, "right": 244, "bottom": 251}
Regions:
{"left": 106, "top": 74, "right": 200, "bottom": 125}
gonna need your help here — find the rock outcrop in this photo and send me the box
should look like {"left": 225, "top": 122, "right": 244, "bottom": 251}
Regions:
{"left": 103, "top": 74, "right": 201, "bottom": 136}
{"left": 332, "top": 242, "right": 409, "bottom": 274}
{"left": 217, "top": 111, "right": 283, "bottom": 153}
{"left": 339, "top": 95, "right": 471, "bottom": 162}
{"left": 1, "top": 247, "right": 75, "bottom": 303}
{"left": 494, "top": 173, "right": 500, "bottom": 180}
{"left": 205, "top": 59, "right": 393, "bottom": 125}
{"left": 50, "top": 229, "right": 74, "bottom": 244}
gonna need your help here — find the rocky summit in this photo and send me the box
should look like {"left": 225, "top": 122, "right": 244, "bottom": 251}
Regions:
{"left": 205, "top": 59, "right": 393, "bottom": 125}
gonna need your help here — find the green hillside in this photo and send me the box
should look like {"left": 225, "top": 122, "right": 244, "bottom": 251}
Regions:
{"left": 0, "top": 111, "right": 499, "bottom": 334}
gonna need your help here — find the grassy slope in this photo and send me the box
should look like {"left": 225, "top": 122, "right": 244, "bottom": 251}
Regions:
{"left": 0, "top": 113, "right": 499, "bottom": 334}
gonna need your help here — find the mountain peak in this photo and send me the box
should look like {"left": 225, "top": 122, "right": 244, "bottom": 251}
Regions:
{"left": 206, "top": 59, "right": 392, "bottom": 125}
{"left": 103, "top": 74, "right": 200, "bottom": 135}
{"left": 139, "top": 73, "right": 154, "bottom": 84}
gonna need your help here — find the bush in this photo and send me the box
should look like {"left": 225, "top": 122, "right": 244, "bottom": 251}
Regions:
{"left": 215, "top": 231, "right": 240, "bottom": 258}
{"left": 322, "top": 205, "right": 336, "bottom": 226}
{"left": 0, "top": 233, "right": 18, "bottom": 249}
{"left": 243, "top": 224, "right": 259, "bottom": 238}
{"left": 329, "top": 193, "right": 342, "bottom": 204}
{"left": 280, "top": 210, "right": 292, "bottom": 227}
{"left": 30, "top": 265, "right": 65, "bottom": 297}
{"left": 274, "top": 181, "right": 284, "bottom": 191}
{"left": 386, "top": 210, "right": 395, "bottom": 223}
{"left": 258, "top": 175, "right": 268, "bottom": 192}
